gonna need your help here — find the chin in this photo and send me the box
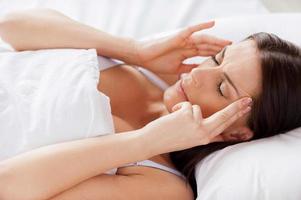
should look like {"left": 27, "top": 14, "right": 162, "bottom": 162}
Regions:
{"left": 163, "top": 81, "right": 186, "bottom": 112}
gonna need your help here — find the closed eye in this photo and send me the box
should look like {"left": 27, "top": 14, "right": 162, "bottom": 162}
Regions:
{"left": 211, "top": 56, "right": 225, "bottom": 96}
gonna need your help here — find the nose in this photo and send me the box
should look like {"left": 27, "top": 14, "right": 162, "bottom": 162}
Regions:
{"left": 190, "top": 67, "right": 217, "bottom": 87}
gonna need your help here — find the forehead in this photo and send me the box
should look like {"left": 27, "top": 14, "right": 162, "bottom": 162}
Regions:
{"left": 222, "top": 40, "right": 262, "bottom": 98}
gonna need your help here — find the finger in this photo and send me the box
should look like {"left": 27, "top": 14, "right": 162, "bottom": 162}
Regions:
{"left": 192, "top": 104, "right": 203, "bottom": 121}
{"left": 171, "top": 101, "right": 192, "bottom": 113}
{"left": 177, "top": 64, "right": 199, "bottom": 74}
{"left": 211, "top": 135, "right": 224, "bottom": 143}
{"left": 198, "top": 34, "right": 232, "bottom": 47}
{"left": 188, "top": 21, "right": 215, "bottom": 33}
{"left": 182, "top": 21, "right": 215, "bottom": 38}
{"left": 181, "top": 47, "right": 219, "bottom": 60}
{"left": 197, "top": 44, "right": 223, "bottom": 53}
{"left": 210, "top": 106, "right": 251, "bottom": 138}
{"left": 197, "top": 50, "right": 220, "bottom": 57}
{"left": 204, "top": 97, "right": 252, "bottom": 136}
{"left": 193, "top": 34, "right": 232, "bottom": 47}
{"left": 182, "top": 48, "right": 199, "bottom": 58}
{"left": 172, "top": 102, "right": 184, "bottom": 112}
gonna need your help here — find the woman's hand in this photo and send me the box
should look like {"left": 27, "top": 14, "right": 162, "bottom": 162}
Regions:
{"left": 142, "top": 97, "right": 252, "bottom": 155}
{"left": 132, "top": 21, "right": 231, "bottom": 74}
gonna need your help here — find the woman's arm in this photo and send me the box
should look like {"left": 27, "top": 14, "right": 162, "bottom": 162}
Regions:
{"left": 0, "top": 9, "right": 137, "bottom": 63}
{"left": 0, "top": 9, "right": 230, "bottom": 75}
{"left": 0, "top": 98, "right": 251, "bottom": 200}
{"left": 0, "top": 130, "right": 152, "bottom": 200}
{"left": 48, "top": 170, "right": 193, "bottom": 200}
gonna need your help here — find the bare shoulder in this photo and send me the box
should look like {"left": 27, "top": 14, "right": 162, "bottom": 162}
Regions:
{"left": 117, "top": 165, "right": 194, "bottom": 200}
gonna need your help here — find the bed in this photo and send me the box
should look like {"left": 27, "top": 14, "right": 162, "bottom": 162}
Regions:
{"left": 1, "top": 1, "right": 301, "bottom": 199}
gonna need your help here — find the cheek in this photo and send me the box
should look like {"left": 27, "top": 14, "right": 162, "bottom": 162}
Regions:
{"left": 188, "top": 90, "right": 226, "bottom": 118}
{"left": 186, "top": 82, "right": 223, "bottom": 117}
{"left": 196, "top": 98, "right": 221, "bottom": 118}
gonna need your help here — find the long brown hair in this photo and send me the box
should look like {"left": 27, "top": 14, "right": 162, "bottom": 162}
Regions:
{"left": 170, "top": 32, "right": 301, "bottom": 198}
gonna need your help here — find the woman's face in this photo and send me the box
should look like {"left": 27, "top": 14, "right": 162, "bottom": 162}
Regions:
{"left": 163, "top": 40, "right": 262, "bottom": 140}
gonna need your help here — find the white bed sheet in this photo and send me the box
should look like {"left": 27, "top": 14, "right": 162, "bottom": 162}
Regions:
{"left": 0, "top": 48, "right": 115, "bottom": 161}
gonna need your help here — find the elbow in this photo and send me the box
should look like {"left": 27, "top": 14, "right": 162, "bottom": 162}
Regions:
{"left": 0, "top": 12, "right": 24, "bottom": 50}
{"left": 0, "top": 9, "right": 61, "bottom": 51}
{"left": 0, "top": 9, "right": 43, "bottom": 51}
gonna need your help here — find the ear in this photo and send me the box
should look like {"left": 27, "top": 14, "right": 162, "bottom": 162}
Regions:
{"left": 212, "top": 126, "right": 254, "bottom": 143}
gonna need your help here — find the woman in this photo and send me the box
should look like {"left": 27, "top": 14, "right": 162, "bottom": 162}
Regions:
{"left": 0, "top": 9, "right": 300, "bottom": 199}
{"left": 0, "top": 9, "right": 246, "bottom": 200}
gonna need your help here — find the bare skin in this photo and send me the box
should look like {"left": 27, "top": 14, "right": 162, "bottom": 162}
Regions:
{"left": 47, "top": 40, "right": 260, "bottom": 200}
{"left": 98, "top": 39, "right": 261, "bottom": 183}
{"left": 0, "top": 9, "right": 258, "bottom": 200}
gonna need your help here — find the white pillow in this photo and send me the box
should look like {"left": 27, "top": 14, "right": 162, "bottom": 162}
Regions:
{"left": 196, "top": 128, "right": 301, "bottom": 200}
{"left": 0, "top": 48, "right": 114, "bottom": 161}
{"left": 194, "top": 14, "right": 301, "bottom": 200}
{"left": 202, "top": 13, "right": 301, "bottom": 45}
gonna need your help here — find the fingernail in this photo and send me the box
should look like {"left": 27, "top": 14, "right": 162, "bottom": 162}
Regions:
{"left": 242, "top": 98, "right": 252, "bottom": 106}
